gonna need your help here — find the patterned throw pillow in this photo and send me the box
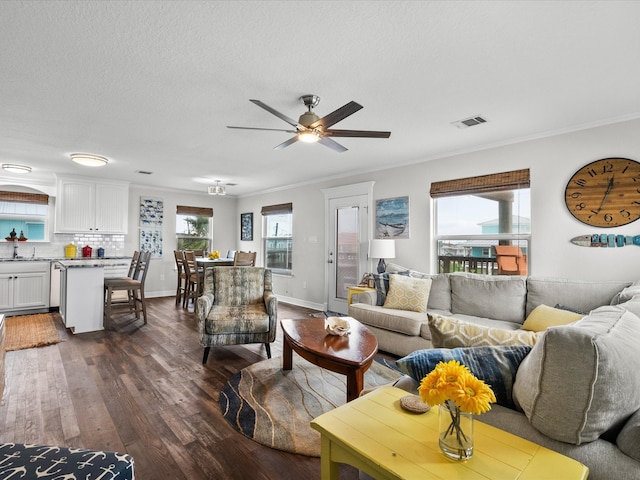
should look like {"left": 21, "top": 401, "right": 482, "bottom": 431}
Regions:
{"left": 428, "top": 314, "right": 541, "bottom": 348}
{"left": 383, "top": 274, "right": 432, "bottom": 313}
{"left": 396, "top": 345, "right": 531, "bottom": 408}
{"left": 521, "top": 304, "right": 583, "bottom": 332}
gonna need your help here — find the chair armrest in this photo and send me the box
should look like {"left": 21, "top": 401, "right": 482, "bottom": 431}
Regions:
{"left": 264, "top": 291, "right": 278, "bottom": 318}
{"left": 196, "top": 292, "right": 214, "bottom": 325}
{"left": 356, "top": 290, "right": 377, "bottom": 305}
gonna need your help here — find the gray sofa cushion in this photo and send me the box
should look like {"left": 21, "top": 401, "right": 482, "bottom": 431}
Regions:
{"left": 450, "top": 273, "right": 527, "bottom": 323}
{"left": 347, "top": 302, "right": 425, "bottom": 336}
{"left": 513, "top": 305, "right": 640, "bottom": 445}
{"left": 617, "top": 408, "right": 640, "bottom": 462}
{"left": 525, "top": 277, "right": 631, "bottom": 317}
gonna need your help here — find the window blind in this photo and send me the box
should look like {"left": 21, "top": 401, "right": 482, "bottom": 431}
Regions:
{"left": 176, "top": 205, "right": 214, "bottom": 217}
{"left": 430, "top": 169, "right": 530, "bottom": 198}
{"left": 0, "top": 191, "right": 49, "bottom": 205}
{"left": 261, "top": 203, "right": 293, "bottom": 215}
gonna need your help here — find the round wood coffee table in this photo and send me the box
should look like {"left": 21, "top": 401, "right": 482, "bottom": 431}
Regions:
{"left": 280, "top": 317, "right": 378, "bottom": 402}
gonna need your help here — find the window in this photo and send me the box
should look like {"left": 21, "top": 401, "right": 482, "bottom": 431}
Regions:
{"left": 176, "top": 205, "right": 213, "bottom": 251}
{"left": 262, "top": 203, "right": 292, "bottom": 274}
{"left": 431, "top": 169, "right": 531, "bottom": 275}
{"left": 0, "top": 191, "right": 49, "bottom": 241}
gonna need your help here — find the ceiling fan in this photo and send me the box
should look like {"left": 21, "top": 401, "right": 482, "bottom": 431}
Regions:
{"left": 227, "top": 95, "right": 391, "bottom": 153}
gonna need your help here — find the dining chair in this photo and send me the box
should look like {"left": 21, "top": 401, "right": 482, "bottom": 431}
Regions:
{"left": 182, "top": 250, "right": 203, "bottom": 311}
{"left": 233, "top": 251, "right": 256, "bottom": 266}
{"left": 104, "top": 251, "right": 151, "bottom": 328}
{"left": 174, "top": 250, "right": 187, "bottom": 305}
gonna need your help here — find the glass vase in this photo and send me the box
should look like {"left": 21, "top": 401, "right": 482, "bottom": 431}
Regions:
{"left": 438, "top": 400, "right": 474, "bottom": 460}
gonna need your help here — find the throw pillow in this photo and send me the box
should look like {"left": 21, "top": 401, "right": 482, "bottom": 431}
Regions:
{"left": 383, "top": 275, "right": 432, "bottom": 313}
{"left": 521, "top": 304, "right": 583, "bottom": 332}
{"left": 396, "top": 345, "right": 531, "bottom": 409}
{"left": 617, "top": 409, "right": 640, "bottom": 462}
{"left": 428, "top": 314, "right": 541, "bottom": 348}
{"left": 513, "top": 306, "right": 640, "bottom": 445}
{"left": 373, "top": 271, "right": 409, "bottom": 306}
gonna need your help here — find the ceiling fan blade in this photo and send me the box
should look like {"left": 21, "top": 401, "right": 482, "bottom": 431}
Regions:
{"left": 309, "top": 101, "right": 363, "bottom": 129}
{"left": 318, "top": 137, "right": 348, "bottom": 153}
{"left": 250, "top": 99, "right": 301, "bottom": 128}
{"left": 227, "top": 126, "right": 297, "bottom": 134}
{"left": 273, "top": 136, "right": 299, "bottom": 150}
{"left": 323, "top": 129, "right": 391, "bottom": 138}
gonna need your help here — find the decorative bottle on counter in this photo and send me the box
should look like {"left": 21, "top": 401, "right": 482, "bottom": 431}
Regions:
{"left": 97, "top": 247, "right": 105, "bottom": 258}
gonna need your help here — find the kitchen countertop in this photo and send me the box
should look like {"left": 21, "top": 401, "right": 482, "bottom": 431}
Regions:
{"left": 57, "top": 258, "right": 132, "bottom": 268}
{"left": 0, "top": 256, "right": 130, "bottom": 262}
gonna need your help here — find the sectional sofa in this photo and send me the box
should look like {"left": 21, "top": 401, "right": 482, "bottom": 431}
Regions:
{"left": 348, "top": 264, "right": 640, "bottom": 480}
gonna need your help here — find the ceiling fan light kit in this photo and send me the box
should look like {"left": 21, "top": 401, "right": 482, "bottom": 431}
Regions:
{"left": 70, "top": 153, "right": 109, "bottom": 167}
{"left": 227, "top": 94, "right": 391, "bottom": 152}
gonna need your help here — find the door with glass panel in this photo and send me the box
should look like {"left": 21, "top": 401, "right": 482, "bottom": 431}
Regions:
{"left": 327, "top": 195, "right": 368, "bottom": 314}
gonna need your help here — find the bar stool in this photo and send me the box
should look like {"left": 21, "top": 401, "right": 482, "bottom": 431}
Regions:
{"left": 104, "top": 251, "right": 151, "bottom": 328}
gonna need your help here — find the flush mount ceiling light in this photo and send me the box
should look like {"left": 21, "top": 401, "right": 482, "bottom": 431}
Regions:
{"left": 208, "top": 180, "right": 226, "bottom": 196}
{"left": 70, "top": 153, "right": 109, "bottom": 167}
{"left": 1, "top": 164, "right": 32, "bottom": 174}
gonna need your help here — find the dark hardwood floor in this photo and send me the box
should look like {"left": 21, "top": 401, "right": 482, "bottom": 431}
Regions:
{"left": 0, "top": 297, "right": 368, "bottom": 479}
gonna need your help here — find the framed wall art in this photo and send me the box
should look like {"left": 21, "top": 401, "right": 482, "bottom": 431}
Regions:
{"left": 140, "top": 229, "right": 163, "bottom": 258}
{"left": 140, "top": 197, "right": 164, "bottom": 227}
{"left": 241, "top": 212, "right": 253, "bottom": 241}
{"left": 375, "top": 196, "right": 410, "bottom": 239}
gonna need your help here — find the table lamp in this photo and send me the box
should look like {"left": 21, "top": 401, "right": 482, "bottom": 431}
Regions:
{"left": 370, "top": 239, "right": 396, "bottom": 274}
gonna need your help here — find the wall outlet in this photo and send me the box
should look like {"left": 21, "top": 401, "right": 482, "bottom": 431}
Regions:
{"left": 160, "top": 274, "right": 165, "bottom": 281}
{"left": 302, "top": 281, "right": 307, "bottom": 289}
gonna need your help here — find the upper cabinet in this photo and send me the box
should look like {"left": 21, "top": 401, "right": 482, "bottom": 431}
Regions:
{"left": 55, "top": 176, "right": 129, "bottom": 234}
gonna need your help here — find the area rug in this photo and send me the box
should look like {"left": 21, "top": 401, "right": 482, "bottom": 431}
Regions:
{"left": 219, "top": 355, "right": 403, "bottom": 457}
{"left": 4, "top": 313, "right": 62, "bottom": 351}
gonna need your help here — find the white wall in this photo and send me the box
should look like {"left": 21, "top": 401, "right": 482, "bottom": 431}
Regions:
{"left": 237, "top": 118, "right": 640, "bottom": 309}
{"left": 127, "top": 185, "right": 237, "bottom": 297}
{"left": 6, "top": 118, "right": 638, "bottom": 305}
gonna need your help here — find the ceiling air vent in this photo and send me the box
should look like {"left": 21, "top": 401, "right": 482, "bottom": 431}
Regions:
{"left": 451, "top": 115, "right": 489, "bottom": 129}
{"left": 135, "top": 170, "right": 153, "bottom": 175}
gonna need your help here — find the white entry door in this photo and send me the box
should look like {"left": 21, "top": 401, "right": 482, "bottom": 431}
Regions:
{"left": 327, "top": 195, "right": 369, "bottom": 314}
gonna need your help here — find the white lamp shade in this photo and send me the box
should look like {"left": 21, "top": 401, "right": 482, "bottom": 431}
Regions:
{"left": 369, "top": 239, "right": 395, "bottom": 259}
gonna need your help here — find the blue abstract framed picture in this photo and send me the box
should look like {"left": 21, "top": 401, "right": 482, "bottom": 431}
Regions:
{"left": 375, "top": 196, "right": 410, "bottom": 239}
{"left": 140, "top": 229, "right": 163, "bottom": 258}
{"left": 140, "top": 198, "right": 164, "bottom": 227}
{"left": 241, "top": 212, "right": 253, "bottom": 241}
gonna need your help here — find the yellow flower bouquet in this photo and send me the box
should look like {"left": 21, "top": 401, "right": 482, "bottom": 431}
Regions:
{"left": 418, "top": 360, "right": 496, "bottom": 460}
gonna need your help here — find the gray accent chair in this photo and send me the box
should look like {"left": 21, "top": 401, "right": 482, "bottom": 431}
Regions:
{"left": 196, "top": 266, "right": 277, "bottom": 364}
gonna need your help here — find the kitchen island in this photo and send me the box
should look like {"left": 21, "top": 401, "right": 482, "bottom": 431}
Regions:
{"left": 57, "top": 258, "right": 131, "bottom": 334}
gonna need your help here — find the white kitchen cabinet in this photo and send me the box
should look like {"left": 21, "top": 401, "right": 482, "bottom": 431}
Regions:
{"left": 55, "top": 176, "right": 129, "bottom": 233}
{"left": 0, "top": 262, "right": 51, "bottom": 314}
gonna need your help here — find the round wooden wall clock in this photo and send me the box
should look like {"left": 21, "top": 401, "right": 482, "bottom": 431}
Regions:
{"left": 565, "top": 157, "right": 640, "bottom": 227}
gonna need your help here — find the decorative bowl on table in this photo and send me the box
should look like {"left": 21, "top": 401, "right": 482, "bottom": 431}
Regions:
{"left": 325, "top": 316, "right": 351, "bottom": 336}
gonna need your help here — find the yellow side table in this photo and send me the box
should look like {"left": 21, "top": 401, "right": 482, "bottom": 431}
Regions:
{"left": 347, "top": 285, "right": 376, "bottom": 305}
{"left": 311, "top": 386, "right": 589, "bottom": 480}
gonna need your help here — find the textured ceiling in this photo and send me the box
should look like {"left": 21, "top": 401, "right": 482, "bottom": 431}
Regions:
{"left": 1, "top": 1, "right": 639, "bottom": 196}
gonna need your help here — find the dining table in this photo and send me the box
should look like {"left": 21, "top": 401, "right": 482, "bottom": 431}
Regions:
{"left": 195, "top": 257, "right": 235, "bottom": 267}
